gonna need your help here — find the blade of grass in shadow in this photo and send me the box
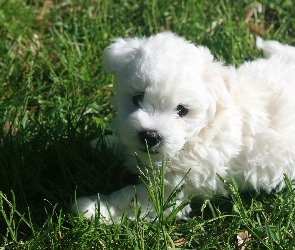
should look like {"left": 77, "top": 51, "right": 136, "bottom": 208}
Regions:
{"left": 217, "top": 172, "right": 273, "bottom": 249}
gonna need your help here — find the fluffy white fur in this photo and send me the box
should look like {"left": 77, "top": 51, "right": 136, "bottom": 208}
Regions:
{"left": 74, "top": 32, "right": 295, "bottom": 223}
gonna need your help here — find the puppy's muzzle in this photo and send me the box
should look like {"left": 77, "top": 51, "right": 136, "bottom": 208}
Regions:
{"left": 138, "top": 129, "right": 162, "bottom": 152}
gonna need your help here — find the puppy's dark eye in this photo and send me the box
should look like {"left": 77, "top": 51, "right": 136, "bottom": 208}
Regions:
{"left": 133, "top": 94, "right": 144, "bottom": 107}
{"left": 176, "top": 104, "right": 188, "bottom": 117}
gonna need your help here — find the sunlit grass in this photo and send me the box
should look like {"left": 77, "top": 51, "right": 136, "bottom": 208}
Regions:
{"left": 0, "top": 0, "right": 295, "bottom": 248}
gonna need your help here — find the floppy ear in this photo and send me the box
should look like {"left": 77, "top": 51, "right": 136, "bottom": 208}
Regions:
{"left": 203, "top": 63, "right": 234, "bottom": 108}
{"left": 214, "top": 72, "right": 233, "bottom": 108}
{"left": 103, "top": 37, "right": 143, "bottom": 74}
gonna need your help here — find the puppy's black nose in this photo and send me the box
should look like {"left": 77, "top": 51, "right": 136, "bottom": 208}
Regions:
{"left": 138, "top": 129, "right": 162, "bottom": 148}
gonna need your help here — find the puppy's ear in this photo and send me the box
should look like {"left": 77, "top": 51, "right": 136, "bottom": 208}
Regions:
{"left": 203, "top": 64, "right": 234, "bottom": 108}
{"left": 213, "top": 74, "right": 233, "bottom": 108}
{"left": 103, "top": 37, "right": 143, "bottom": 74}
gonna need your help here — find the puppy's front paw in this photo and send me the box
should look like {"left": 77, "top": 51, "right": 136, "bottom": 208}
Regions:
{"left": 72, "top": 194, "right": 112, "bottom": 222}
{"left": 72, "top": 184, "right": 155, "bottom": 223}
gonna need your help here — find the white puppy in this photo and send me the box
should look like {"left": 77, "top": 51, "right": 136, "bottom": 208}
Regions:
{"left": 74, "top": 32, "right": 295, "bottom": 223}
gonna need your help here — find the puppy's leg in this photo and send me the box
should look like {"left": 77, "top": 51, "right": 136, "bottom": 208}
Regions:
{"left": 73, "top": 136, "right": 191, "bottom": 222}
{"left": 73, "top": 181, "right": 192, "bottom": 223}
{"left": 73, "top": 135, "right": 146, "bottom": 223}
{"left": 73, "top": 183, "right": 154, "bottom": 223}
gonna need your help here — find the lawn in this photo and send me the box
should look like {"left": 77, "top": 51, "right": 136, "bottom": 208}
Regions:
{"left": 0, "top": 0, "right": 295, "bottom": 249}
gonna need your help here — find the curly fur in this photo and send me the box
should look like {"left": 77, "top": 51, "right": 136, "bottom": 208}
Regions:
{"left": 73, "top": 32, "right": 295, "bottom": 223}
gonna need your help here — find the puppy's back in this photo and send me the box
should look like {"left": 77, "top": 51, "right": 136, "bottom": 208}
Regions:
{"left": 256, "top": 37, "right": 295, "bottom": 61}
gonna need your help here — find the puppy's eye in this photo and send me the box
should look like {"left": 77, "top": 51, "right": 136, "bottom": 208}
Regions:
{"left": 133, "top": 94, "right": 144, "bottom": 107}
{"left": 176, "top": 104, "right": 188, "bottom": 117}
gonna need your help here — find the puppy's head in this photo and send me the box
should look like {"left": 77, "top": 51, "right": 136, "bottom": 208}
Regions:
{"left": 103, "top": 32, "right": 231, "bottom": 161}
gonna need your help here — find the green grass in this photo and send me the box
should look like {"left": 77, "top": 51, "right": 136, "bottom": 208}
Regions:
{"left": 0, "top": 0, "right": 295, "bottom": 249}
